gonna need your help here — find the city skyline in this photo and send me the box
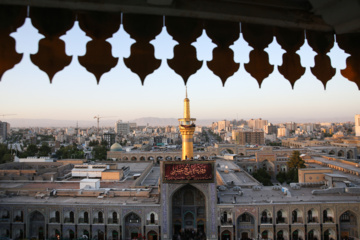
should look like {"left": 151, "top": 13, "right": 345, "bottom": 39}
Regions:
{"left": 1, "top": 19, "right": 360, "bottom": 124}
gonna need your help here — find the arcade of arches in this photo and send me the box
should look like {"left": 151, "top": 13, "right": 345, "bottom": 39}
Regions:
{"left": 218, "top": 210, "right": 359, "bottom": 240}
{"left": 0, "top": 206, "right": 359, "bottom": 240}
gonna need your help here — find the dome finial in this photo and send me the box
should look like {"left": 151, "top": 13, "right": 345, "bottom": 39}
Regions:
{"left": 185, "top": 85, "right": 188, "bottom": 98}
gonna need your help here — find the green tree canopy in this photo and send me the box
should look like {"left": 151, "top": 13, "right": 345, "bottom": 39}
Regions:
{"left": 252, "top": 168, "right": 272, "bottom": 186}
{"left": 92, "top": 145, "right": 107, "bottom": 160}
{"left": 0, "top": 144, "right": 13, "bottom": 163}
{"left": 26, "top": 144, "right": 38, "bottom": 157}
{"left": 89, "top": 140, "right": 99, "bottom": 146}
{"left": 287, "top": 150, "right": 305, "bottom": 169}
{"left": 38, "top": 143, "right": 52, "bottom": 157}
{"left": 56, "top": 145, "right": 84, "bottom": 159}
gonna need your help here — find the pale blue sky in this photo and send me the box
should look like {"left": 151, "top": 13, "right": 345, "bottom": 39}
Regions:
{"left": 0, "top": 18, "right": 359, "bottom": 124}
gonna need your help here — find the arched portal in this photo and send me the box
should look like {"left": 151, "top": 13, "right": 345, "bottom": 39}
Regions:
{"left": 98, "top": 230, "right": 104, "bottom": 240}
{"left": 124, "top": 212, "right": 141, "bottom": 240}
{"left": 237, "top": 213, "right": 255, "bottom": 240}
{"left": 172, "top": 185, "right": 206, "bottom": 238}
{"left": 347, "top": 150, "right": 354, "bottom": 159}
{"left": 323, "top": 229, "right": 335, "bottom": 240}
{"left": 112, "top": 230, "right": 119, "bottom": 240}
{"left": 29, "top": 211, "right": 45, "bottom": 240}
{"left": 147, "top": 231, "right": 158, "bottom": 240}
{"left": 55, "top": 229, "right": 61, "bottom": 240}
{"left": 339, "top": 211, "right": 358, "bottom": 240}
{"left": 338, "top": 150, "right": 345, "bottom": 157}
{"left": 277, "top": 230, "right": 284, "bottom": 240}
{"left": 221, "top": 230, "right": 231, "bottom": 240}
{"left": 292, "top": 230, "right": 299, "bottom": 240}
{"left": 83, "top": 230, "right": 90, "bottom": 239}
{"left": 307, "top": 229, "right": 319, "bottom": 240}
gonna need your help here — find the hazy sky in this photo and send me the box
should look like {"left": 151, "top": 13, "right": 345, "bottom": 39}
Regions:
{"left": 0, "top": 17, "right": 359, "bottom": 124}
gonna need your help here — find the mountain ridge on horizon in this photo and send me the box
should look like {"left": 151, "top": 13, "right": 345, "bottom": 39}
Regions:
{"left": 3, "top": 116, "right": 354, "bottom": 128}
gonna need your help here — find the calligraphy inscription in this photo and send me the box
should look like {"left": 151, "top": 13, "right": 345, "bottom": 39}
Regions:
{"left": 164, "top": 163, "right": 213, "bottom": 181}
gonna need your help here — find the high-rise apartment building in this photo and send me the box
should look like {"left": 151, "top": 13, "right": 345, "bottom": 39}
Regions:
{"left": 263, "top": 123, "right": 277, "bottom": 134}
{"left": 232, "top": 130, "right": 264, "bottom": 145}
{"left": 355, "top": 114, "right": 360, "bottom": 137}
{"left": 277, "top": 127, "right": 289, "bottom": 138}
{"left": 103, "top": 133, "right": 116, "bottom": 148}
{"left": 285, "top": 121, "right": 296, "bottom": 131}
{"left": 248, "top": 118, "right": 268, "bottom": 130}
{"left": 0, "top": 121, "right": 10, "bottom": 140}
{"left": 115, "top": 120, "right": 130, "bottom": 135}
{"left": 217, "top": 120, "right": 231, "bottom": 131}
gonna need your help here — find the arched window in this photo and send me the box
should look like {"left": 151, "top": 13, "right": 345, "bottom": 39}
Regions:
{"left": 69, "top": 211, "right": 74, "bottom": 223}
{"left": 98, "top": 212, "right": 104, "bottom": 223}
{"left": 150, "top": 213, "right": 155, "bottom": 224}
{"left": 308, "top": 210, "right": 313, "bottom": 223}
{"left": 277, "top": 210, "right": 284, "bottom": 223}
{"left": 55, "top": 211, "right": 60, "bottom": 223}
{"left": 223, "top": 211, "right": 228, "bottom": 223}
{"left": 84, "top": 212, "right": 89, "bottom": 223}
{"left": 113, "top": 212, "right": 118, "bottom": 224}
{"left": 292, "top": 210, "right": 298, "bottom": 223}
{"left": 323, "top": 210, "right": 328, "bottom": 222}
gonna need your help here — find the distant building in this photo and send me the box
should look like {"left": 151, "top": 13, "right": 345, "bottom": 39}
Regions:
{"left": 103, "top": 133, "right": 115, "bottom": 148}
{"left": 285, "top": 121, "right": 297, "bottom": 131}
{"left": 277, "top": 127, "right": 289, "bottom": 138}
{"left": 66, "top": 127, "right": 76, "bottom": 135}
{"left": 232, "top": 130, "right": 264, "bottom": 145}
{"left": 218, "top": 120, "right": 231, "bottom": 131}
{"left": 248, "top": 118, "right": 268, "bottom": 130}
{"left": 355, "top": 114, "right": 360, "bottom": 137}
{"left": 115, "top": 120, "right": 130, "bottom": 135}
{"left": 0, "top": 121, "right": 10, "bottom": 140}
{"left": 263, "top": 123, "right": 277, "bottom": 134}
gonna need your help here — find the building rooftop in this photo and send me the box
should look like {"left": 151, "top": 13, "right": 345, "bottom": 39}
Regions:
{"left": 1, "top": 156, "right": 360, "bottom": 206}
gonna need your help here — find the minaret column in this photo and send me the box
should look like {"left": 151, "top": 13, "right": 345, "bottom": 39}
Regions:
{"left": 181, "top": 127, "right": 195, "bottom": 160}
{"left": 178, "top": 89, "right": 196, "bottom": 160}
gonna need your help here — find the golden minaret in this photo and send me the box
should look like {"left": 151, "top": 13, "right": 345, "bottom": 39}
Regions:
{"left": 178, "top": 87, "right": 196, "bottom": 160}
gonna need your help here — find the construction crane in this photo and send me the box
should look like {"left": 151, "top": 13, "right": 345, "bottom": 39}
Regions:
{"left": 94, "top": 115, "right": 116, "bottom": 135}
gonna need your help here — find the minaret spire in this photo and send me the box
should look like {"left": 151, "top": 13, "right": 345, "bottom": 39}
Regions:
{"left": 179, "top": 87, "right": 196, "bottom": 160}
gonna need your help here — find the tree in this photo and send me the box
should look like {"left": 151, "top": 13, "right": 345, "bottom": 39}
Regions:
{"left": 89, "top": 140, "right": 99, "bottom": 146}
{"left": 287, "top": 151, "right": 305, "bottom": 169}
{"left": 1, "top": 153, "right": 13, "bottom": 163}
{"left": 276, "top": 172, "right": 287, "bottom": 184}
{"left": 0, "top": 144, "right": 13, "bottom": 163}
{"left": 38, "top": 143, "right": 52, "bottom": 156}
{"left": 282, "top": 151, "right": 305, "bottom": 183}
{"left": 92, "top": 145, "right": 107, "bottom": 160}
{"left": 26, "top": 144, "right": 38, "bottom": 157}
{"left": 252, "top": 169, "right": 272, "bottom": 186}
{"left": 56, "top": 145, "right": 84, "bottom": 159}
{"left": 100, "top": 140, "right": 109, "bottom": 149}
